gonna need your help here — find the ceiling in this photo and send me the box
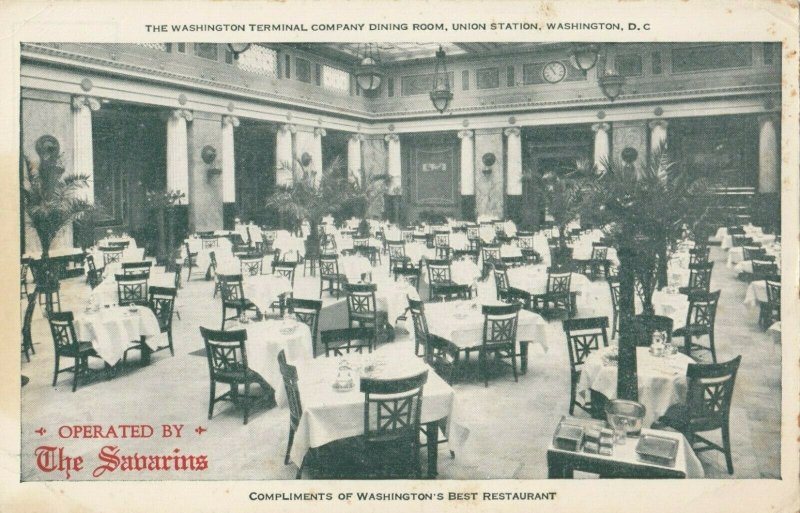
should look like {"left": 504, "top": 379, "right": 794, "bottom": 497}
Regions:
{"left": 293, "top": 42, "right": 564, "bottom": 65}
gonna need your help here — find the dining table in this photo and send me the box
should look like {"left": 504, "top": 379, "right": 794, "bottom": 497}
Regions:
{"left": 287, "top": 346, "right": 467, "bottom": 478}
{"left": 727, "top": 242, "right": 781, "bottom": 267}
{"left": 743, "top": 280, "right": 769, "bottom": 309}
{"left": 422, "top": 298, "right": 549, "bottom": 371}
{"left": 90, "top": 267, "right": 177, "bottom": 306}
{"left": 577, "top": 346, "right": 694, "bottom": 428}
{"left": 89, "top": 246, "right": 146, "bottom": 270}
{"left": 651, "top": 289, "right": 690, "bottom": 327}
{"left": 74, "top": 305, "right": 162, "bottom": 366}
{"left": 227, "top": 317, "right": 314, "bottom": 407}
{"left": 240, "top": 274, "right": 293, "bottom": 312}
{"left": 507, "top": 265, "right": 592, "bottom": 296}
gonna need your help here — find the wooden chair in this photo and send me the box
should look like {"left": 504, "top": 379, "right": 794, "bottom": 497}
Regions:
{"left": 277, "top": 349, "right": 303, "bottom": 476}
{"left": 631, "top": 314, "right": 674, "bottom": 347}
{"left": 319, "top": 255, "right": 345, "bottom": 298}
{"left": 115, "top": 272, "right": 149, "bottom": 306}
{"left": 183, "top": 241, "right": 200, "bottom": 280}
{"left": 674, "top": 290, "right": 721, "bottom": 363}
{"left": 344, "top": 283, "right": 389, "bottom": 338}
{"left": 48, "top": 312, "right": 104, "bottom": 392}
{"left": 741, "top": 246, "right": 765, "bottom": 262}
{"left": 492, "top": 263, "right": 511, "bottom": 302}
{"left": 532, "top": 267, "right": 574, "bottom": 318}
{"left": 209, "top": 251, "right": 221, "bottom": 298}
{"left": 678, "top": 262, "right": 713, "bottom": 295}
{"left": 759, "top": 279, "right": 780, "bottom": 329}
{"left": 433, "top": 231, "right": 451, "bottom": 260}
{"left": 21, "top": 257, "right": 30, "bottom": 299}
{"left": 239, "top": 253, "right": 263, "bottom": 276}
{"left": 476, "top": 304, "right": 521, "bottom": 387}
{"left": 751, "top": 261, "right": 779, "bottom": 282}
{"left": 481, "top": 245, "right": 502, "bottom": 278}
{"left": 563, "top": 317, "right": 610, "bottom": 416}
{"left": 85, "top": 254, "right": 102, "bottom": 289}
{"left": 99, "top": 246, "right": 124, "bottom": 267}
{"left": 426, "top": 259, "right": 470, "bottom": 302}
{"left": 122, "top": 285, "right": 177, "bottom": 365}
{"left": 121, "top": 261, "right": 152, "bottom": 276}
{"left": 387, "top": 240, "right": 412, "bottom": 276}
{"left": 689, "top": 246, "right": 711, "bottom": 265}
{"left": 22, "top": 289, "right": 37, "bottom": 362}
{"left": 358, "top": 371, "right": 428, "bottom": 478}
{"left": 320, "top": 327, "right": 375, "bottom": 356}
{"left": 587, "top": 244, "right": 610, "bottom": 280}
{"left": 218, "top": 274, "right": 260, "bottom": 329}
{"left": 200, "top": 326, "right": 274, "bottom": 425}
{"left": 654, "top": 356, "right": 742, "bottom": 474}
{"left": 516, "top": 232, "right": 540, "bottom": 264}
{"left": 407, "top": 297, "right": 458, "bottom": 380}
{"left": 288, "top": 298, "right": 322, "bottom": 356}
{"left": 30, "top": 260, "right": 61, "bottom": 315}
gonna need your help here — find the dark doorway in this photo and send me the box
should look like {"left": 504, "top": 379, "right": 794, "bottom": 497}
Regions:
{"left": 233, "top": 120, "right": 276, "bottom": 227}
{"left": 92, "top": 102, "right": 167, "bottom": 250}
{"left": 402, "top": 132, "right": 461, "bottom": 223}
{"left": 521, "top": 125, "right": 592, "bottom": 229}
{"left": 322, "top": 130, "right": 349, "bottom": 179}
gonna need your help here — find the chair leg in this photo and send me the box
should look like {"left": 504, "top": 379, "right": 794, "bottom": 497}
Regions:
{"left": 569, "top": 378, "right": 576, "bottom": 416}
{"left": 243, "top": 382, "right": 250, "bottom": 425}
{"left": 511, "top": 351, "right": 518, "bottom": 382}
{"left": 72, "top": 357, "right": 81, "bottom": 392}
{"left": 52, "top": 355, "right": 60, "bottom": 386}
{"left": 208, "top": 381, "right": 216, "bottom": 420}
{"left": 722, "top": 424, "right": 734, "bottom": 474}
{"left": 709, "top": 332, "right": 717, "bottom": 363}
{"left": 167, "top": 331, "right": 175, "bottom": 356}
{"left": 285, "top": 425, "right": 295, "bottom": 465}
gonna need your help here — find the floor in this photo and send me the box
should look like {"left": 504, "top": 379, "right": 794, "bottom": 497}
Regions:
{"left": 19, "top": 246, "right": 781, "bottom": 480}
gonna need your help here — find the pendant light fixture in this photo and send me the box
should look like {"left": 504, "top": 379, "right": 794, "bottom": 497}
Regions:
{"left": 429, "top": 45, "right": 453, "bottom": 114}
{"left": 227, "top": 43, "right": 252, "bottom": 60}
{"left": 354, "top": 43, "right": 383, "bottom": 91}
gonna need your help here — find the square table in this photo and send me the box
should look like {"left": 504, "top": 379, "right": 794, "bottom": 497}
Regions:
{"left": 74, "top": 306, "right": 161, "bottom": 365}
{"left": 423, "top": 299, "right": 548, "bottom": 372}
{"left": 288, "top": 349, "right": 466, "bottom": 478}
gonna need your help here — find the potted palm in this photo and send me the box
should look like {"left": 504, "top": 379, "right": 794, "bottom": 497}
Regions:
{"left": 145, "top": 189, "right": 186, "bottom": 265}
{"left": 21, "top": 138, "right": 93, "bottom": 309}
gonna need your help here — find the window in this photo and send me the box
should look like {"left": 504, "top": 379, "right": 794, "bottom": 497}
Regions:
{"left": 195, "top": 43, "right": 218, "bottom": 61}
{"left": 507, "top": 66, "right": 515, "bottom": 87}
{"left": 763, "top": 43, "right": 777, "bottom": 65}
{"left": 237, "top": 45, "right": 278, "bottom": 77}
{"left": 177, "top": 43, "right": 186, "bottom": 53}
{"left": 284, "top": 54, "right": 291, "bottom": 79}
{"left": 651, "top": 52, "right": 662, "bottom": 74}
{"left": 523, "top": 61, "right": 585, "bottom": 84}
{"left": 314, "top": 63, "right": 321, "bottom": 86}
{"left": 476, "top": 67, "right": 500, "bottom": 89}
{"left": 462, "top": 70, "right": 469, "bottom": 91}
{"left": 134, "top": 43, "right": 167, "bottom": 51}
{"left": 616, "top": 54, "right": 643, "bottom": 76}
{"left": 322, "top": 65, "right": 350, "bottom": 93}
{"left": 296, "top": 58, "right": 311, "bottom": 83}
{"left": 387, "top": 77, "right": 394, "bottom": 97}
{"left": 224, "top": 48, "right": 234, "bottom": 64}
{"left": 671, "top": 43, "right": 752, "bottom": 73}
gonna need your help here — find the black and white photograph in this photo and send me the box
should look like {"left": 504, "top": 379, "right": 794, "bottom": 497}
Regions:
{"left": 3, "top": 1, "right": 799, "bottom": 512}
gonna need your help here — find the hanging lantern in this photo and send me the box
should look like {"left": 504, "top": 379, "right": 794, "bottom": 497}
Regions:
{"left": 354, "top": 43, "right": 383, "bottom": 91}
{"left": 599, "top": 71, "right": 625, "bottom": 101}
{"left": 227, "top": 43, "right": 252, "bottom": 60}
{"left": 429, "top": 45, "right": 453, "bottom": 114}
{"left": 569, "top": 44, "right": 599, "bottom": 73}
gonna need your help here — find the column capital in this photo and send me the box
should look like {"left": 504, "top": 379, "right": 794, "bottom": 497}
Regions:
{"left": 457, "top": 129, "right": 474, "bottom": 139}
{"left": 222, "top": 115, "right": 240, "bottom": 128}
{"left": 71, "top": 95, "right": 101, "bottom": 112}
{"left": 314, "top": 127, "right": 327, "bottom": 137}
{"left": 385, "top": 133, "right": 400, "bottom": 143}
{"left": 591, "top": 122, "right": 611, "bottom": 133}
{"left": 278, "top": 123, "right": 297, "bottom": 134}
{"left": 757, "top": 113, "right": 780, "bottom": 126}
{"left": 648, "top": 119, "right": 669, "bottom": 130}
{"left": 348, "top": 133, "right": 364, "bottom": 143}
{"left": 171, "top": 109, "right": 193, "bottom": 122}
{"left": 503, "top": 127, "right": 521, "bottom": 138}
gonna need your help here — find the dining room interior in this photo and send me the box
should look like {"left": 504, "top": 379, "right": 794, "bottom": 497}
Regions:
{"left": 19, "top": 41, "right": 783, "bottom": 480}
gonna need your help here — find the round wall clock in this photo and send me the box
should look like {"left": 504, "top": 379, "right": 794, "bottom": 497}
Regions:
{"left": 542, "top": 61, "right": 567, "bottom": 83}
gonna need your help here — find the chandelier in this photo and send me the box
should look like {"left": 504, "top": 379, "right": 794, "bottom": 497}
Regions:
{"left": 227, "top": 43, "right": 252, "bottom": 60}
{"left": 354, "top": 43, "right": 383, "bottom": 91}
{"left": 429, "top": 45, "right": 453, "bottom": 114}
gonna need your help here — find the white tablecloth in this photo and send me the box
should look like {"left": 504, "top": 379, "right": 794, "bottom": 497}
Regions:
{"left": 74, "top": 306, "right": 161, "bottom": 365}
{"left": 578, "top": 346, "right": 693, "bottom": 428}
{"left": 339, "top": 255, "right": 374, "bottom": 282}
{"left": 507, "top": 265, "right": 592, "bottom": 296}
{"left": 422, "top": 299, "right": 548, "bottom": 351}
{"left": 652, "top": 289, "right": 690, "bottom": 327}
{"left": 228, "top": 318, "right": 313, "bottom": 407}
{"left": 183, "top": 237, "right": 234, "bottom": 273}
{"left": 273, "top": 232, "right": 306, "bottom": 260}
{"left": 726, "top": 243, "right": 780, "bottom": 268}
{"left": 337, "top": 236, "right": 382, "bottom": 252}
{"left": 768, "top": 322, "right": 781, "bottom": 344}
{"left": 97, "top": 236, "right": 138, "bottom": 249}
{"left": 744, "top": 281, "right": 768, "bottom": 308}
{"left": 90, "top": 268, "right": 176, "bottom": 306}
{"left": 90, "top": 247, "right": 146, "bottom": 269}
{"left": 289, "top": 348, "right": 467, "bottom": 468}
{"left": 241, "top": 274, "right": 293, "bottom": 310}
{"left": 720, "top": 231, "right": 775, "bottom": 249}
{"left": 404, "top": 242, "right": 436, "bottom": 264}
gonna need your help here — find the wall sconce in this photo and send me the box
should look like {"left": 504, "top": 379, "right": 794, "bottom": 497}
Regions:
{"left": 482, "top": 152, "right": 496, "bottom": 175}
{"left": 202, "top": 145, "right": 221, "bottom": 179}
{"left": 300, "top": 152, "right": 313, "bottom": 167}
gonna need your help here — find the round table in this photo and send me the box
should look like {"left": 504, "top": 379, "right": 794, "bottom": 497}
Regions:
{"left": 577, "top": 346, "right": 693, "bottom": 428}
{"left": 242, "top": 274, "right": 293, "bottom": 311}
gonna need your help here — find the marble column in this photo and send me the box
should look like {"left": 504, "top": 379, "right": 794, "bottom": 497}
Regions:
{"left": 71, "top": 95, "right": 100, "bottom": 203}
{"left": 504, "top": 127, "right": 522, "bottom": 224}
{"left": 347, "top": 133, "right": 364, "bottom": 184}
{"left": 312, "top": 127, "right": 326, "bottom": 187}
{"left": 649, "top": 119, "right": 669, "bottom": 156}
{"left": 166, "top": 109, "right": 193, "bottom": 202}
{"left": 592, "top": 122, "right": 611, "bottom": 172}
{"left": 221, "top": 115, "right": 239, "bottom": 229}
{"left": 275, "top": 123, "right": 296, "bottom": 187}
{"left": 758, "top": 114, "right": 779, "bottom": 194}
{"left": 385, "top": 133, "right": 402, "bottom": 223}
{"left": 457, "top": 129, "right": 475, "bottom": 219}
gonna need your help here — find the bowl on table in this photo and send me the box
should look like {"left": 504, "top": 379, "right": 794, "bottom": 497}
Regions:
{"left": 605, "top": 399, "right": 646, "bottom": 441}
